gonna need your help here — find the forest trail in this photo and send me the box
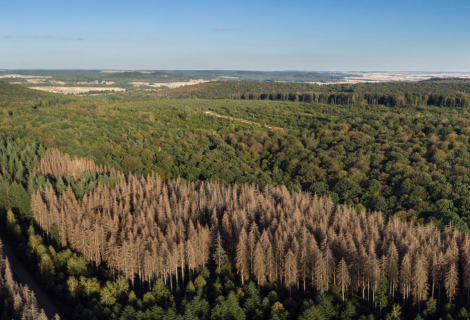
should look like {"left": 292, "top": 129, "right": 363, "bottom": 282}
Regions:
{"left": 204, "top": 110, "right": 283, "bottom": 130}
{"left": 0, "top": 233, "right": 62, "bottom": 319}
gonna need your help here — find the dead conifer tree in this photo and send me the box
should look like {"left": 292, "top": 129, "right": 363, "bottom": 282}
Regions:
{"left": 235, "top": 229, "right": 249, "bottom": 285}
{"left": 337, "top": 258, "right": 350, "bottom": 305}
{"left": 445, "top": 263, "right": 459, "bottom": 304}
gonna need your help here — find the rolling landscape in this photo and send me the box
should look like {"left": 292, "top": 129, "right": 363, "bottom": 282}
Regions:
{"left": 2, "top": 0, "right": 470, "bottom": 319}
{"left": 2, "top": 73, "right": 470, "bottom": 320}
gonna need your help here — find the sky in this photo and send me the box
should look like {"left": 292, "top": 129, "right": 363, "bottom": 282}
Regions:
{"left": 1, "top": 0, "right": 469, "bottom": 71}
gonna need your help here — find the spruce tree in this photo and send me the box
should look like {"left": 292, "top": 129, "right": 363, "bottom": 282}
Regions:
{"left": 376, "top": 275, "right": 388, "bottom": 315}
{"left": 55, "top": 177, "right": 66, "bottom": 195}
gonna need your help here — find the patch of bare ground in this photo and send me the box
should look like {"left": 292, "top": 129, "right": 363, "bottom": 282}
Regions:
{"left": 48, "top": 80, "right": 67, "bottom": 85}
{"left": 100, "top": 70, "right": 155, "bottom": 74}
{"left": 0, "top": 74, "right": 51, "bottom": 79}
{"left": 151, "top": 85, "right": 203, "bottom": 97}
{"left": 26, "top": 78, "right": 47, "bottom": 84}
{"left": 131, "top": 79, "right": 210, "bottom": 89}
{"left": 77, "top": 80, "right": 115, "bottom": 85}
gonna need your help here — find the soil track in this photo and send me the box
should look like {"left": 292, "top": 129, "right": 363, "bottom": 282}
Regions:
{"left": 205, "top": 111, "right": 283, "bottom": 130}
{"left": 0, "top": 233, "right": 61, "bottom": 319}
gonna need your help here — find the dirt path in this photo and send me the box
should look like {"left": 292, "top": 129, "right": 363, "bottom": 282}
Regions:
{"left": 204, "top": 111, "right": 283, "bottom": 130}
{"left": 0, "top": 233, "right": 62, "bottom": 319}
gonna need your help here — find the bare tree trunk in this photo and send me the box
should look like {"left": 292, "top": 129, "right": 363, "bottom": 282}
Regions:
{"left": 175, "top": 265, "right": 178, "bottom": 288}
{"left": 362, "top": 279, "right": 365, "bottom": 303}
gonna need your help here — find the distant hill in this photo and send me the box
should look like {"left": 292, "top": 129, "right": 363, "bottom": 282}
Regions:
{"left": 0, "top": 81, "right": 54, "bottom": 102}
{"left": 164, "top": 70, "right": 345, "bottom": 82}
{"left": 0, "top": 70, "right": 346, "bottom": 84}
{"left": 0, "top": 81, "right": 74, "bottom": 106}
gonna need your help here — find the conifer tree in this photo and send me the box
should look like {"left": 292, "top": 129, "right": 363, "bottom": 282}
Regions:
{"left": 284, "top": 249, "right": 297, "bottom": 297}
{"left": 413, "top": 254, "right": 429, "bottom": 313}
{"left": 337, "top": 258, "right": 350, "bottom": 304}
{"left": 376, "top": 275, "right": 388, "bottom": 315}
{"left": 213, "top": 231, "right": 226, "bottom": 274}
{"left": 446, "top": 263, "right": 459, "bottom": 304}
{"left": 235, "top": 229, "right": 249, "bottom": 285}
{"left": 253, "top": 241, "right": 266, "bottom": 287}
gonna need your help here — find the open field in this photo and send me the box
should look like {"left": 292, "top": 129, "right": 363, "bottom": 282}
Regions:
{"left": 0, "top": 74, "right": 52, "bottom": 79}
{"left": 130, "top": 78, "right": 210, "bottom": 88}
{"left": 30, "top": 86, "right": 126, "bottom": 94}
{"left": 0, "top": 75, "right": 67, "bottom": 85}
{"left": 25, "top": 78, "right": 46, "bottom": 83}
{"left": 77, "top": 80, "right": 115, "bottom": 85}
{"left": 0, "top": 74, "right": 52, "bottom": 81}
{"left": 100, "top": 70, "right": 155, "bottom": 74}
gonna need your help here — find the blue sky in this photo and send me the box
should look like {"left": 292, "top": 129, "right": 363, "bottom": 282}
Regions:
{"left": 1, "top": 0, "right": 469, "bottom": 71}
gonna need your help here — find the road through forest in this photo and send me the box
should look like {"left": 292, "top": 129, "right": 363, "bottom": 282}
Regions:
{"left": 0, "top": 233, "right": 61, "bottom": 319}
{"left": 204, "top": 110, "right": 283, "bottom": 130}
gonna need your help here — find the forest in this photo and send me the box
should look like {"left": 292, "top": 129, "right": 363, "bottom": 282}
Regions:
{"left": 2, "top": 88, "right": 470, "bottom": 228}
{"left": 168, "top": 81, "right": 470, "bottom": 109}
{"left": 0, "top": 237, "right": 59, "bottom": 319}
{"left": 3, "top": 79, "right": 470, "bottom": 319}
{"left": 166, "top": 79, "right": 470, "bottom": 99}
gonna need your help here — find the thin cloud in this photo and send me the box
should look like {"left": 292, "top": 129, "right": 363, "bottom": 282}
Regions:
{"left": 30, "top": 36, "right": 84, "bottom": 40}
{"left": 216, "top": 27, "right": 226, "bottom": 30}
{"left": 4, "top": 35, "right": 12, "bottom": 38}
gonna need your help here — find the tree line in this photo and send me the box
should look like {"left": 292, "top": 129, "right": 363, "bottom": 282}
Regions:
{"left": 166, "top": 80, "right": 470, "bottom": 100}
{"left": 227, "top": 92, "right": 469, "bottom": 109}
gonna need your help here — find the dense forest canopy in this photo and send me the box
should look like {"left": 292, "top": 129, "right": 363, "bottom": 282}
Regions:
{"left": 166, "top": 80, "right": 470, "bottom": 100}
{"left": 3, "top": 80, "right": 470, "bottom": 319}
{"left": 0, "top": 86, "right": 469, "bottom": 229}
{"left": 0, "top": 134, "right": 470, "bottom": 320}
